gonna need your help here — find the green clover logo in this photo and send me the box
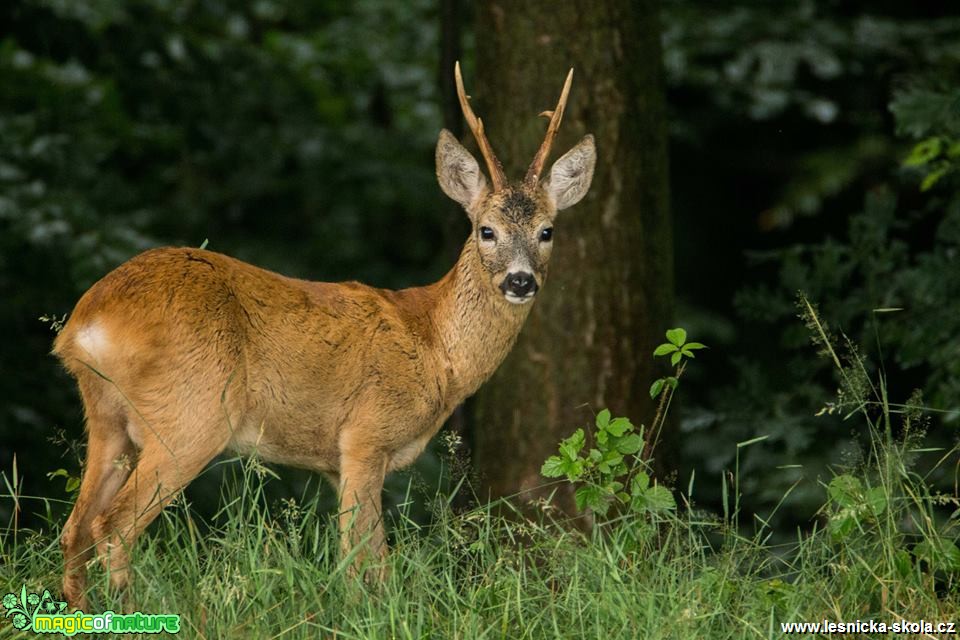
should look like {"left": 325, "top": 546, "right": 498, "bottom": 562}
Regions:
{"left": 2, "top": 586, "right": 67, "bottom": 632}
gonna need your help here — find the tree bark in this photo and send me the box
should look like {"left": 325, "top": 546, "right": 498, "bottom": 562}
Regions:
{"left": 471, "top": 0, "right": 673, "bottom": 515}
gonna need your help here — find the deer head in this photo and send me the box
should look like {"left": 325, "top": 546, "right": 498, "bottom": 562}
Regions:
{"left": 436, "top": 62, "right": 596, "bottom": 305}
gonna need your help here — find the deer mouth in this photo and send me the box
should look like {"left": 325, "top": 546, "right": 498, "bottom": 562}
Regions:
{"left": 503, "top": 291, "right": 536, "bottom": 305}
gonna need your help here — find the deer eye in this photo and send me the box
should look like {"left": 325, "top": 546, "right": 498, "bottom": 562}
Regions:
{"left": 480, "top": 226, "right": 496, "bottom": 241}
{"left": 539, "top": 227, "right": 554, "bottom": 242}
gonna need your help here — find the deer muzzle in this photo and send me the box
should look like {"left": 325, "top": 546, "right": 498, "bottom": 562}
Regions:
{"left": 500, "top": 271, "right": 538, "bottom": 304}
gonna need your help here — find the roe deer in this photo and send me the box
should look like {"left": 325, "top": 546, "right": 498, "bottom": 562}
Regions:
{"left": 55, "top": 62, "right": 595, "bottom": 609}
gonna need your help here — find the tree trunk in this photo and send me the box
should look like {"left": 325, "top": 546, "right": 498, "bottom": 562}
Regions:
{"left": 471, "top": 0, "right": 672, "bottom": 515}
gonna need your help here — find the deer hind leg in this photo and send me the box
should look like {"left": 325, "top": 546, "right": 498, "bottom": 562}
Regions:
{"left": 338, "top": 444, "right": 388, "bottom": 582}
{"left": 61, "top": 394, "right": 136, "bottom": 611}
{"left": 90, "top": 415, "right": 227, "bottom": 596}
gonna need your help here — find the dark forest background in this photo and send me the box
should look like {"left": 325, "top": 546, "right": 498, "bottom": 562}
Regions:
{"left": 1, "top": 0, "right": 959, "bottom": 541}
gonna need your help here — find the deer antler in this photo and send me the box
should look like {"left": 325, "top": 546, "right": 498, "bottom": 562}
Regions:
{"left": 524, "top": 68, "right": 574, "bottom": 186}
{"left": 455, "top": 61, "right": 507, "bottom": 192}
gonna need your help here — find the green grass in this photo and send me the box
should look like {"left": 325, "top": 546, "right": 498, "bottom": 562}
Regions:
{"left": 3, "top": 306, "right": 959, "bottom": 638}
{"left": 2, "top": 434, "right": 958, "bottom": 639}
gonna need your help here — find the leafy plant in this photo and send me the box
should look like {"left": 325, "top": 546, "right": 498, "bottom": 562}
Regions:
{"left": 902, "top": 134, "right": 960, "bottom": 191}
{"left": 542, "top": 328, "right": 706, "bottom": 517}
{"left": 651, "top": 327, "right": 706, "bottom": 369}
{"left": 802, "top": 294, "right": 960, "bottom": 594}
{"left": 824, "top": 473, "right": 886, "bottom": 541}
{"left": 46, "top": 468, "right": 80, "bottom": 496}
{"left": 540, "top": 410, "right": 652, "bottom": 515}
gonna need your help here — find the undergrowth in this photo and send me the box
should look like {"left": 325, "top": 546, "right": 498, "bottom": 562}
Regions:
{"left": 1, "top": 298, "right": 958, "bottom": 638}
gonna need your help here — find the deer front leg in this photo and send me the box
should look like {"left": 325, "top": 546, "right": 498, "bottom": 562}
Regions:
{"left": 337, "top": 446, "right": 388, "bottom": 582}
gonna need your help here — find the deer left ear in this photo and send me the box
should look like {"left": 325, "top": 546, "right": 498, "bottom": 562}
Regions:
{"left": 544, "top": 135, "right": 596, "bottom": 211}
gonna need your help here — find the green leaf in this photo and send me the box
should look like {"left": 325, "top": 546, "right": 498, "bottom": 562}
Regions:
{"left": 574, "top": 486, "right": 589, "bottom": 511}
{"left": 560, "top": 428, "right": 586, "bottom": 461}
{"left": 570, "top": 428, "right": 585, "bottom": 451}
{"left": 48, "top": 468, "right": 80, "bottom": 494}
{"left": 680, "top": 349, "right": 695, "bottom": 358}
{"left": 894, "top": 550, "right": 913, "bottom": 578}
{"left": 615, "top": 434, "right": 644, "bottom": 455}
{"left": 575, "top": 485, "right": 606, "bottom": 514}
{"left": 912, "top": 540, "right": 960, "bottom": 571}
{"left": 631, "top": 485, "right": 675, "bottom": 514}
{"left": 631, "top": 471, "right": 651, "bottom": 494}
{"left": 827, "top": 474, "right": 862, "bottom": 509}
{"left": 598, "top": 450, "right": 622, "bottom": 474}
{"left": 602, "top": 451, "right": 623, "bottom": 466}
{"left": 920, "top": 165, "right": 949, "bottom": 191}
{"left": 540, "top": 456, "right": 566, "bottom": 478}
{"left": 683, "top": 342, "right": 707, "bottom": 350}
{"left": 665, "top": 377, "right": 679, "bottom": 390}
{"left": 595, "top": 409, "right": 611, "bottom": 430}
{"left": 665, "top": 328, "right": 687, "bottom": 347}
{"left": 944, "top": 542, "right": 960, "bottom": 571}
{"left": 903, "top": 137, "right": 942, "bottom": 167}
{"left": 567, "top": 459, "right": 585, "bottom": 482}
{"left": 649, "top": 378, "right": 665, "bottom": 399}
{"left": 864, "top": 486, "right": 887, "bottom": 516}
{"left": 828, "top": 514, "right": 856, "bottom": 541}
{"left": 653, "top": 343, "right": 678, "bottom": 357}
{"left": 644, "top": 485, "right": 676, "bottom": 512}
{"left": 670, "top": 351, "right": 682, "bottom": 366}
{"left": 606, "top": 417, "right": 632, "bottom": 437}
{"left": 914, "top": 540, "right": 936, "bottom": 564}
{"left": 947, "top": 140, "right": 960, "bottom": 158}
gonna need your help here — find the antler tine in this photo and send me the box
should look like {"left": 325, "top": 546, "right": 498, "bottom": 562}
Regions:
{"left": 524, "top": 68, "right": 574, "bottom": 186}
{"left": 455, "top": 61, "right": 507, "bottom": 192}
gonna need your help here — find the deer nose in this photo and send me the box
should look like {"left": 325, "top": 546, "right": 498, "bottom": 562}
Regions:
{"left": 500, "top": 271, "right": 538, "bottom": 298}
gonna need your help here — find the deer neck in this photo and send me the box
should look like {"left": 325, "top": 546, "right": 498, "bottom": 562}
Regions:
{"left": 429, "top": 240, "right": 532, "bottom": 404}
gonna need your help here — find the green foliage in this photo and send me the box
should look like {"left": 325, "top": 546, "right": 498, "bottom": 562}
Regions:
{"left": 902, "top": 133, "right": 960, "bottom": 191}
{"left": 540, "top": 410, "right": 655, "bottom": 516}
{"left": 743, "top": 92, "right": 960, "bottom": 407}
{"left": 825, "top": 474, "right": 886, "bottom": 542}
{"left": 45, "top": 468, "right": 80, "bottom": 496}
{"left": 658, "top": 2, "right": 960, "bottom": 539}
{"left": 651, "top": 327, "right": 705, "bottom": 385}
{"left": 896, "top": 84, "right": 960, "bottom": 192}
{"left": 664, "top": 3, "right": 960, "bottom": 225}
{"left": 542, "top": 329, "right": 708, "bottom": 519}
{"left": 798, "top": 297, "right": 960, "bottom": 598}
{"left": 682, "top": 64, "right": 960, "bottom": 534}
{"left": 914, "top": 538, "right": 960, "bottom": 574}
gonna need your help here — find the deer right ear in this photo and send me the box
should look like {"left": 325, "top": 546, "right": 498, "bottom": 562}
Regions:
{"left": 436, "top": 129, "right": 488, "bottom": 213}
{"left": 545, "top": 134, "right": 596, "bottom": 211}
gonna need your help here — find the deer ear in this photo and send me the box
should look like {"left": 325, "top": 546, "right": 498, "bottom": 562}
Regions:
{"left": 437, "top": 129, "right": 488, "bottom": 212}
{"left": 545, "top": 134, "right": 596, "bottom": 211}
